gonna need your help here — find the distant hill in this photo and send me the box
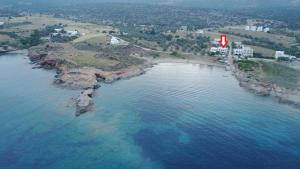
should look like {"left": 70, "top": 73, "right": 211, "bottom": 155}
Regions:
{"left": 1, "top": 0, "right": 299, "bottom": 9}
{"left": 155, "top": 0, "right": 300, "bottom": 9}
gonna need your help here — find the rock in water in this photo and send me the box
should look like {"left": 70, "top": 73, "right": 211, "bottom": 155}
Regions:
{"left": 75, "top": 89, "right": 94, "bottom": 116}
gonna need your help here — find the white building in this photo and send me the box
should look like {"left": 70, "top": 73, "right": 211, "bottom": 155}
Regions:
{"left": 264, "top": 27, "right": 270, "bottom": 33}
{"left": 195, "top": 29, "right": 204, "bottom": 34}
{"left": 250, "top": 26, "right": 257, "bottom": 31}
{"left": 66, "top": 30, "right": 79, "bottom": 37}
{"left": 51, "top": 33, "right": 59, "bottom": 37}
{"left": 0, "top": 22, "right": 4, "bottom": 26}
{"left": 210, "top": 47, "right": 228, "bottom": 55}
{"left": 110, "top": 36, "right": 120, "bottom": 45}
{"left": 210, "top": 47, "right": 218, "bottom": 53}
{"left": 242, "top": 47, "right": 254, "bottom": 57}
{"left": 257, "top": 26, "right": 263, "bottom": 32}
{"left": 233, "top": 45, "right": 254, "bottom": 58}
{"left": 54, "top": 28, "right": 63, "bottom": 33}
{"left": 275, "top": 51, "right": 296, "bottom": 60}
{"left": 245, "top": 25, "right": 270, "bottom": 33}
{"left": 233, "top": 48, "right": 243, "bottom": 55}
{"left": 275, "top": 51, "right": 285, "bottom": 59}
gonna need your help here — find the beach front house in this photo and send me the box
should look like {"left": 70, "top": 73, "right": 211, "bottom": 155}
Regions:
{"left": 210, "top": 47, "right": 228, "bottom": 55}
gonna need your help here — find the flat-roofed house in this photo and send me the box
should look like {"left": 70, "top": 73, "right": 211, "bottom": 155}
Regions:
{"left": 250, "top": 26, "right": 257, "bottom": 31}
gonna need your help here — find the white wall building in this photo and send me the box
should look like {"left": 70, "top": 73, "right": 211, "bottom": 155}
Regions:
{"left": 54, "top": 28, "right": 63, "bottom": 33}
{"left": 275, "top": 51, "right": 296, "bottom": 60}
{"left": 195, "top": 29, "right": 204, "bottom": 34}
{"left": 242, "top": 47, "right": 254, "bottom": 57}
{"left": 257, "top": 26, "right": 263, "bottom": 32}
{"left": 210, "top": 47, "right": 218, "bottom": 53}
{"left": 233, "top": 45, "right": 254, "bottom": 58}
{"left": 264, "top": 27, "right": 270, "bottom": 33}
{"left": 66, "top": 30, "right": 79, "bottom": 37}
{"left": 245, "top": 25, "right": 270, "bottom": 33}
{"left": 233, "top": 48, "right": 243, "bottom": 55}
{"left": 250, "top": 26, "right": 257, "bottom": 31}
{"left": 110, "top": 36, "right": 120, "bottom": 45}
{"left": 210, "top": 47, "right": 228, "bottom": 55}
{"left": 245, "top": 26, "right": 250, "bottom": 31}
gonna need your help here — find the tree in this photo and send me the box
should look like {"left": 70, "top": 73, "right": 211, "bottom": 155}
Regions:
{"left": 165, "top": 34, "right": 173, "bottom": 41}
{"left": 20, "top": 30, "right": 42, "bottom": 48}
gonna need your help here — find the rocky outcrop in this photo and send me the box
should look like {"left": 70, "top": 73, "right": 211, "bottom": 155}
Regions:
{"left": 40, "top": 59, "right": 59, "bottom": 69}
{"left": 233, "top": 65, "right": 300, "bottom": 109}
{"left": 54, "top": 68, "right": 99, "bottom": 90}
{"left": 54, "top": 64, "right": 150, "bottom": 89}
{"left": 28, "top": 45, "right": 153, "bottom": 116}
{"left": 28, "top": 50, "right": 47, "bottom": 62}
{"left": 76, "top": 89, "right": 94, "bottom": 116}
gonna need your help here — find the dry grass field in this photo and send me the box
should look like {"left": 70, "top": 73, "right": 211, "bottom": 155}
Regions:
{"left": 220, "top": 27, "right": 296, "bottom": 47}
{"left": 0, "top": 14, "right": 115, "bottom": 38}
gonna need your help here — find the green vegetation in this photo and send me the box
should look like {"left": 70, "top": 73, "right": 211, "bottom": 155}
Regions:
{"left": 170, "top": 51, "right": 184, "bottom": 59}
{"left": 243, "top": 39, "right": 300, "bottom": 57}
{"left": 237, "top": 59, "right": 300, "bottom": 89}
{"left": 19, "top": 30, "right": 42, "bottom": 48}
{"left": 149, "top": 51, "right": 160, "bottom": 58}
{"left": 237, "top": 60, "right": 259, "bottom": 72}
{"left": 260, "top": 61, "right": 300, "bottom": 89}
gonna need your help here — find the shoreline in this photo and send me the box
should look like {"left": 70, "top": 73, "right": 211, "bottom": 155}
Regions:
{"left": 23, "top": 48, "right": 300, "bottom": 115}
{"left": 152, "top": 57, "right": 224, "bottom": 68}
{"left": 232, "top": 64, "right": 300, "bottom": 109}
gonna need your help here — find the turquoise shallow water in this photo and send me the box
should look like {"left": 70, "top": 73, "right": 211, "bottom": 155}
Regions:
{"left": 1, "top": 53, "right": 300, "bottom": 169}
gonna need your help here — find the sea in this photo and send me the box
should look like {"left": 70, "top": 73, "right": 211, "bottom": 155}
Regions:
{"left": 1, "top": 53, "right": 300, "bottom": 169}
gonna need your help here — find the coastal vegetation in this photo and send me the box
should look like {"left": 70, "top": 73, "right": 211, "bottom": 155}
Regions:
{"left": 260, "top": 61, "right": 300, "bottom": 89}
{"left": 237, "top": 60, "right": 259, "bottom": 72}
{"left": 237, "top": 60, "right": 300, "bottom": 89}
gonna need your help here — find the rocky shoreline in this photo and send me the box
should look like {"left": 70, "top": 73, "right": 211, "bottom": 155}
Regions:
{"left": 233, "top": 65, "right": 300, "bottom": 109}
{"left": 27, "top": 47, "right": 300, "bottom": 114}
{"left": 28, "top": 48, "right": 152, "bottom": 116}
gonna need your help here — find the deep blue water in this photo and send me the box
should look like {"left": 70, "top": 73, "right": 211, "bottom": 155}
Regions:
{"left": 1, "top": 53, "right": 300, "bottom": 169}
